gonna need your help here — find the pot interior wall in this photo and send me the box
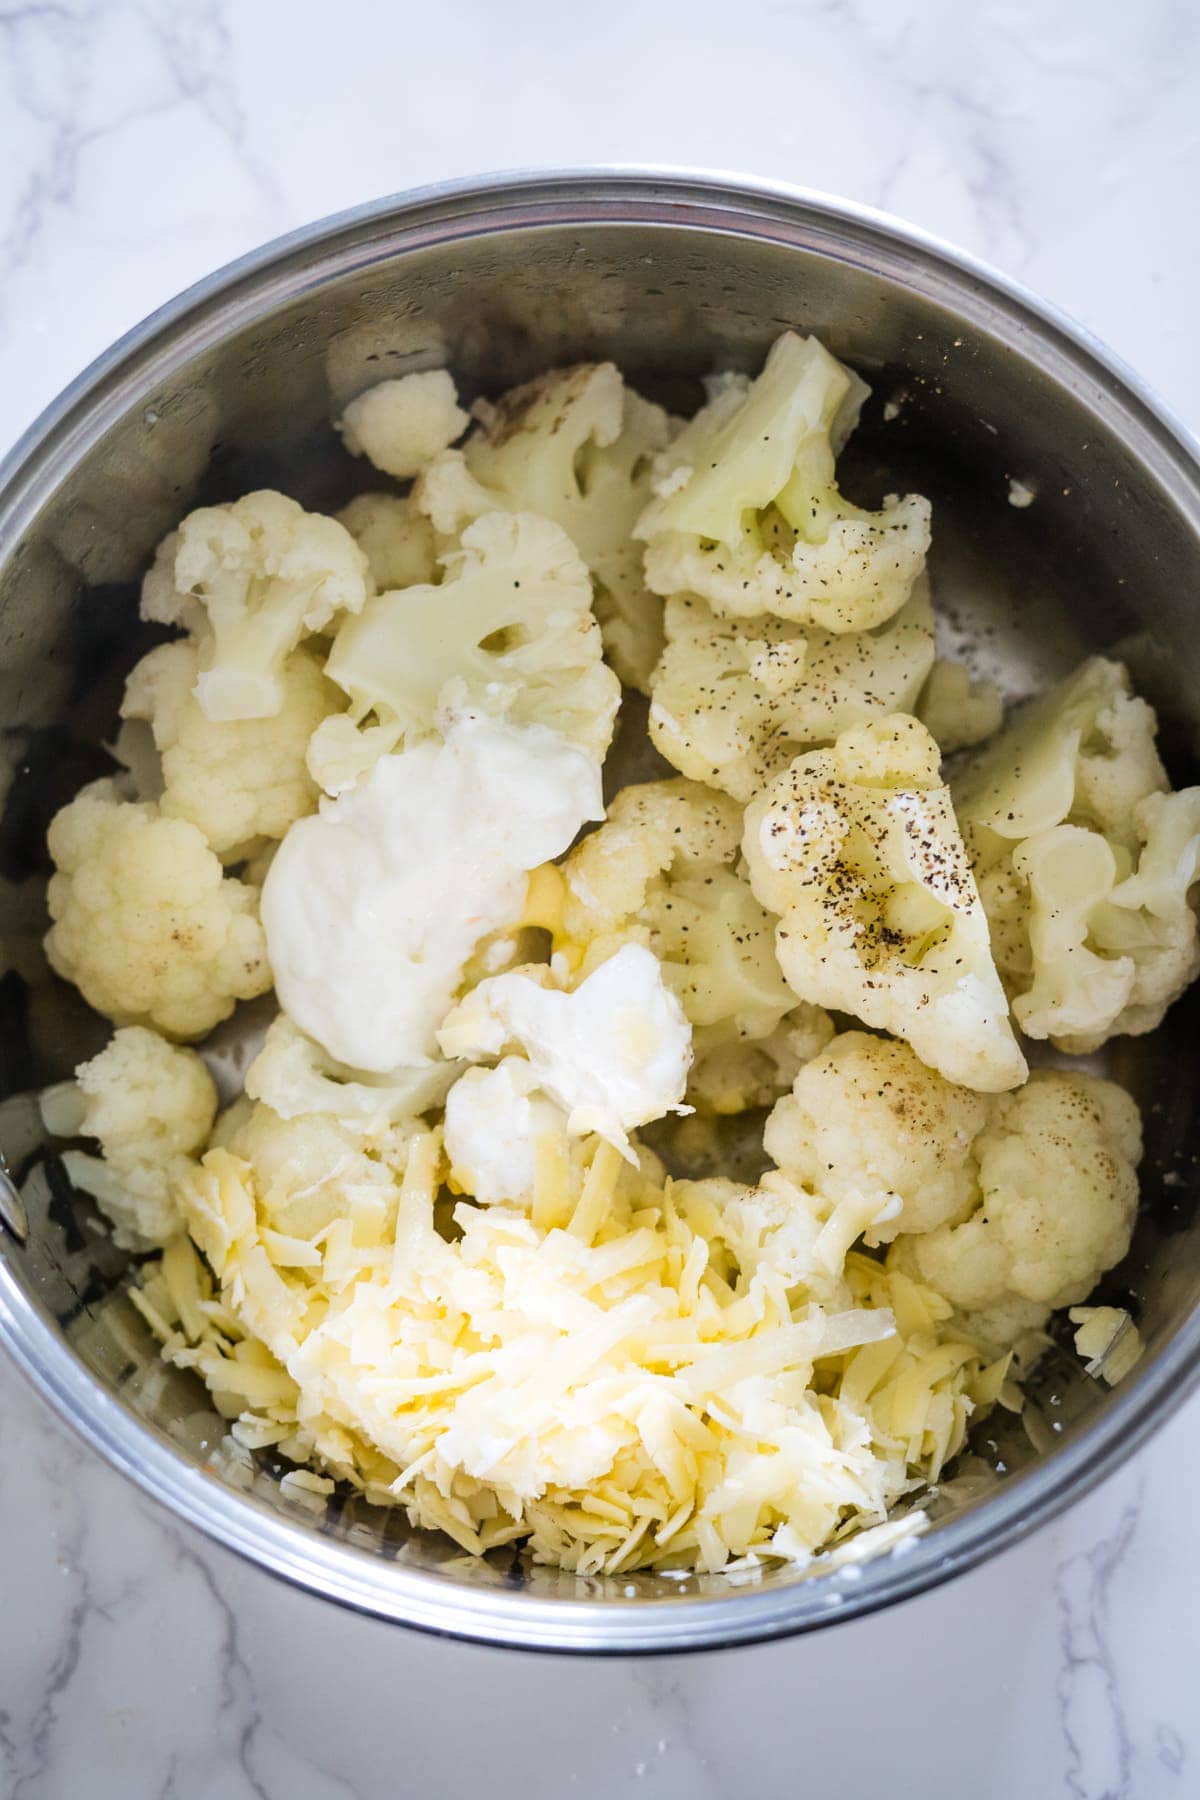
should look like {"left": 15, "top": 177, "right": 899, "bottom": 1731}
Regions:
{"left": 1, "top": 194, "right": 1198, "bottom": 1609}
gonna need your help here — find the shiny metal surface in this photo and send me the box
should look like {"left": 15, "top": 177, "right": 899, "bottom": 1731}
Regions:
{"left": 1, "top": 169, "right": 1199, "bottom": 1652}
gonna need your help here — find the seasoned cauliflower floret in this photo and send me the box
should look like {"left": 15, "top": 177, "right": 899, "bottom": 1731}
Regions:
{"left": 121, "top": 640, "right": 336, "bottom": 860}
{"left": 43, "top": 1026, "right": 217, "bottom": 1250}
{"left": 308, "top": 510, "right": 620, "bottom": 795}
{"left": 336, "top": 492, "right": 437, "bottom": 591}
{"left": 765, "top": 1032, "right": 990, "bottom": 1241}
{"left": 918, "top": 659, "right": 1005, "bottom": 754}
{"left": 648, "top": 579, "right": 934, "bottom": 803}
{"left": 634, "top": 333, "right": 931, "bottom": 630}
{"left": 415, "top": 363, "right": 672, "bottom": 692}
{"left": 337, "top": 370, "right": 469, "bottom": 479}
{"left": 910, "top": 1071, "right": 1142, "bottom": 1350}
{"left": 743, "top": 715, "right": 1027, "bottom": 1092}
{"left": 141, "top": 491, "right": 370, "bottom": 723}
{"left": 956, "top": 656, "right": 1200, "bottom": 1051}
{"left": 553, "top": 777, "right": 833, "bottom": 1111}
{"left": 46, "top": 781, "right": 271, "bottom": 1039}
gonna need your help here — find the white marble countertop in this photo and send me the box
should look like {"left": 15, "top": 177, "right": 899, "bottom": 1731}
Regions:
{"left": 1, "top": 1, "right": 1199, "bottom": 1794}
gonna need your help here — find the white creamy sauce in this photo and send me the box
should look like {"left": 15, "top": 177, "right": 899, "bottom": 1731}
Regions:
{"left": 443, "top": 1057, "right": 566, "bottom": 1205}
{"left": 261, "top": 712, "right": 602, "bottom": 1072}
{"left": 438, "top": 943, "right": 693, "bottom": 1152}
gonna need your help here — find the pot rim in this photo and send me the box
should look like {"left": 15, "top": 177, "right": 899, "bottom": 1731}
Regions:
{"left": 2, "top": 165, "right": 1198, "bottom": 1653}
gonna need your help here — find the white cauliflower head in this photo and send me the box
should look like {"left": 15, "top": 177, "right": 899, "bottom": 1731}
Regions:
{"left": 47, "top": 1026, "right": 217, "bottom": 1250}
{"left": 647, "top": 578, "right": 935, "bottom": 803}
{"left": 121, "top": 640, "right": 336, "bottom": 860}
{"left": 45, "top": 780, "right": 272, "bottom": 1039}
{"left": 141, "top": 491, "right": 370, "bottom": 723}
{"left": 554, "top": 777, "right": 832, "bottom": 1109}
{"left": 917, "top": 659, "right": 1005, "bottom": 755}
{"left": 911, "top": 1070, "right": 1141, "bottom": 1344}
{"left": 679, "top": 1170, "right": 894, "bottom": 1301}
{"left": 764, "top": 1031, "right": 991, "bottom": 1242}
{"left": 742, "top": 714, "right": 1027, "bottom": 1093}
{"left": 415, "top": 362, "right": 673, "bottom": 692}
{"left": 224, "top": 1100, "right": 413, "bottom": 1241}
{"left": 337, "top": 370, "right": 469, "bottom": 479}
{"left": 308, "top": 509, "right": 620, "bottom": 795}
{"left": 443, "top": 1057, "right": 572, "bottom": 1206}
{"left": 245, "top": 1014, "right": 459, "bottom": 1127}
{"left": 956, "top": 657, "right": 1200, "bottom": 1051}
{"left": 634, "top": 333, "right": 931, "bottom": 630}
{"left": 336, "top": 492, "right": 437, "bottom": 591}
{"left": 437, "top": 944, "right": 692, "bottom": 1154}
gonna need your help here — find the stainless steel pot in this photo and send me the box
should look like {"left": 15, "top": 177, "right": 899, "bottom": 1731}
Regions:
{"left": 1, "top": 169, "right": 1198, "bottom": 1653}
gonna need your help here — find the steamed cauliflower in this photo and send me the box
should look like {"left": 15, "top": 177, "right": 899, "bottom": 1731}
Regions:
{"left": 337, "top": 370, "right": 468, "bottom": 478}
{"left": 224, "top": 1099, "right": 415, "bottom": 1240}
{"left": 764, "top": 1032, "right": 990, "bottom": 1241}
{"left": 553, "top": 777, "right": 833, "bottom": 1110}
{"left": 438, "top": 943, "right": 692, "bottom": 1153}
{"left": 308, "top": 510, "right": 620, "bottom": 794}
{"left": 909, "top": 1071, "right": 1142, "bottom": 1353}
{"left": 414, "top": 363, "right": 672, "bottom": 691}
{"left": 743, "top": 715, "right": 1027, "bottom": 1092}
{"left": 918, "top": 659, "right": 1005, "bottom": 754}
{"left": 45, "top": 781, "right": 272, "bottom": 1038}
{"left": 141, "top": 491, "right": 370, "bottom": 723}
{"left": 121, "top": 640, "right": 336, "bottom": 859}
{"left": 443, "top": 1058, "right": 573, "bottom": 1206}
{"left": 956, "top": 656, "right": 1200, "bottom": 1051}
{"left": 44, "top": 1027, "right": 217, "bottom": 1250}
{"left": 39, "top": 329, "right": 1174, "bottom": 1581}
{"left": 634, "top": 334, "right": 931, "bottom": 630}
{"left": 245, "top": 1014, "right": 459, "bottom": 1126}
{"left": 648, "top": 579, "right": 935, "bottom": 803}
{"left": 336, "top": 492, "right": 437, "bottom": 591}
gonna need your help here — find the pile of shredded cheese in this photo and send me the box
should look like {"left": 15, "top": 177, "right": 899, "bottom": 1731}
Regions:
{"left": 131, "top": 1127, "right": 1013, "bottom": 1574}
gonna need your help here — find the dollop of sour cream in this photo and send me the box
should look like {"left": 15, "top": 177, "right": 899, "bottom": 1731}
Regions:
{"left": 262, "top": 713, "right": 601, "bottom": 1072}
{"left": 438, "top": 943, "right": 693, "bottom": 1154}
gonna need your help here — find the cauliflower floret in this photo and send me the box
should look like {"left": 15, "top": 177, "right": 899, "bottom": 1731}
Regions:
{"left": 225, "top": 1100, "right": 413, "bottom": 1240}
{"left": 647, "top": 579, "right": 935, "bottom": 803}
{"left": 918, "top": 659, "right": 1005, "bottom": 754}
{"left": 414, "top": 363, "right": 672, "bottom": 691}
{"left": 45, "top": 780, "right": 272, "bottom": 1038}
{"left": 678, "top": 1171, "right": 895, "bottom": 1300}
{"left": 956, "top": 657, "right": 1167, "bottom": 848}
{"left": 245, "top": 1015, "right": 459, "bottom": 1126}
{"left": 438, "top": 943, "right": 692, "bottom": 1154}
{"left": 121, "top": 640, "right": 336, "bottom": 860}
{"left": 764, "top": 1032, "right": 990, "bottom": 1242}
{"left": 336, "top": 493, "right": 437, "bottom": 591}
{"left": 743, "top": 715, "right": 1027, "bottom": 1092}
{"left": 443, "top": 1058, "right": 571, "bottom": 1206}
{"left": 337, "top": 371, "right": 468, "bottom": 479}
{"left": 308, "top": 510, "right": 620, "bottom": 795}
{"left": 683, "top": 1012, "right": 835, "bottom": 1115}
{"left": 45, "top": 1026, "right": 217, "bottom": 1250}
{"left": 141, "top": 491, "right": 370, "bottom": 723}
{"left": 554, "top": 777, "right": 832, "bottom": 1111}
{"left": 633, "top": 333, "right": 931, "bottom": 630}
{"left": 910, "top": 1070, "right": 1141, "bottom": 1346}
{"left": 956, "top": 657, "right": 1200, "bottom": 1051}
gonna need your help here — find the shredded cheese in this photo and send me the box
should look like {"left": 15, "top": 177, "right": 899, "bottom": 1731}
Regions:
{"left": 131, "top": 1125, "right": 1006, "bottom": 1575}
